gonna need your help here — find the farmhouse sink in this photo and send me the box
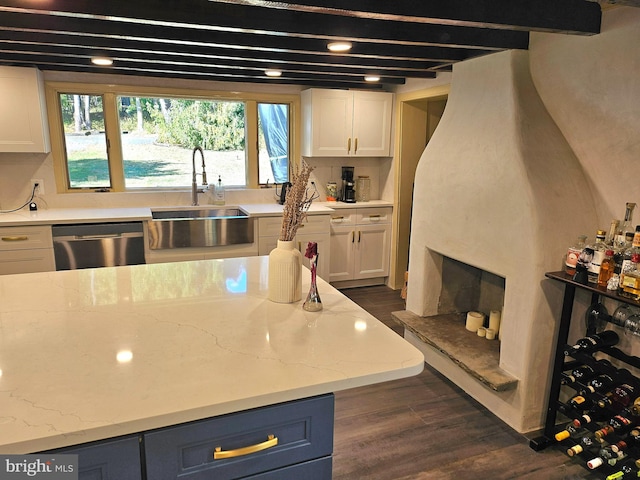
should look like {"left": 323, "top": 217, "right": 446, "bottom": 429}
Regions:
{"left": 147, "top": 206, "right": 254, "bottom": 250}
{"left": 151, "top": 207, "right": 246, "bottom": 220}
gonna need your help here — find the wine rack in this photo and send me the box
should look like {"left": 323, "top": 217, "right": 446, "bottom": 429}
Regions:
{"left": 531, "top": 271, "right": 640, "bottom": 478}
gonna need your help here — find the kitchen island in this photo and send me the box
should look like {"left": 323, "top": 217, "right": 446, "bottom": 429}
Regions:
{"left": 0, "top": 256, "right": 422, "bottom": 476}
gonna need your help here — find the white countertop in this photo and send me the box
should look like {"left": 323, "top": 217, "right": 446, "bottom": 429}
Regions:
{"left": 0, "top": 256, "right": 423, "bottom": 453}
{"left": 0, "top": 201, "right": 393, "bottom": 226}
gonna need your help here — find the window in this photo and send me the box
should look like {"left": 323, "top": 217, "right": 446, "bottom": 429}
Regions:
{"left": 48, "top": 83, "right": 297, "bottom": 192}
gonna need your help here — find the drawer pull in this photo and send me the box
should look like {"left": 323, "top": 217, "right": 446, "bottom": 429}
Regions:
{"left": 331, "top": 216, "right": 344, "bottom": 222}
{"left": 368, "top": 214, "right": 381, "bottom": 219}
{"left": 214, "top": 434, "right": 278, "bottom": 460}
{"left": 358, "top": 231, "right": 361, "bottom": 243}
{"left": 1, "top": 236, "right": 29, "bottom": 242}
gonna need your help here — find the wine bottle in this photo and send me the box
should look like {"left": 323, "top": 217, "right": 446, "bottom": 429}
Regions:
{"left": 598, "top": 382, "right": 640, "bottom": 411}
{"left": 594, "top": 414, "right": 635, "bottom": 440}
{"left": 567, "top": 434, "right": 597, "bottom": 457}
{"left": 555, "top": 423, "right": 585, "bottom": 441}
{"left": 564, "top": 331, "right": 620, "bottom": 356}
{"left": 561, "top": 364, "right": 596, "bottom": 386}
{"left": 587, "top": 444, "right": 626, "bottom": 469}
{"left": 579, "top": 373, "right": 615, "bottom": 396}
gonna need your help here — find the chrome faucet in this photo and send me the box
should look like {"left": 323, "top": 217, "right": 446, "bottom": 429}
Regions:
{"left": 191, "top": 146, "right": 208, "bottom": 206}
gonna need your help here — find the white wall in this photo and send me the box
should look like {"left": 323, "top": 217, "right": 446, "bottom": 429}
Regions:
{"left": 529, "top": 7, "right": 640, "bottom": 226}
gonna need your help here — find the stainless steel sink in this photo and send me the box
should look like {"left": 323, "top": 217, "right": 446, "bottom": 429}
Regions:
{"left": 147, "top": 207, "right": 254, "bottom": 250}
{"left": 151, "top": 207, "right": 246, "bottom": 220}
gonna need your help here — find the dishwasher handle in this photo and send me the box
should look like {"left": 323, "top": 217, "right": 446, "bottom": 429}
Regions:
{"left": 54, "top": 232, "right": 143, "bottom": 241}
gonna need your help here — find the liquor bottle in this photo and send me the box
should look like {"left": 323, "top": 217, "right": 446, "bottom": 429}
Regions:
{"left": 619, "top": 226, "right": 640, "bottom": 293}
{"left": 563, "top": 331, "right": 620, "bottom": 357}
{"left": 607, "top": 219, "right": 621, "bottom": 246}
{"left": 565, "top": 234, "right": 588, "bottom": 276}
{"left": 598, "top": 249, "right": 616, "bottom": 287}
{"left": 587, "top": 229, "right": 608, "bottom": 284}
{"left": 561, "top": 364, "right": 596, "bottom": 386}
{"left": 615, "top": 202, "right": 636, "bottom": 249}
{"left": 620, "top": 253, "right": 640, "bottom": 300}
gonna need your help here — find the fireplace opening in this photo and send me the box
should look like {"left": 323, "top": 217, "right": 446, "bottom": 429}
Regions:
{"left": 393, "top": 249, "right": 517, "bottom": 392}
{"left": 437, "top": 254, "right": 505, "bottom": 318}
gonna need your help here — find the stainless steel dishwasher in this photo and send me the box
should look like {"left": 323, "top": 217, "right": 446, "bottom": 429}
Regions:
{"left": 52, "top": 222, "right": 145, "bottom": 270}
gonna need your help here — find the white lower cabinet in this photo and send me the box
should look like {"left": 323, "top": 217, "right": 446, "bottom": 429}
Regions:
{"left": 258, "top": 215, "right": 331, "bottom": 281}
{"left": 0, "top": 225, "right": 55, "bottom": 274}
{"left": 329, "top": 208, "right": 391, "bottom": 286}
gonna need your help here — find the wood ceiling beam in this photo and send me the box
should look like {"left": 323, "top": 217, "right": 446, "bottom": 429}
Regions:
{"left": 0, "top": 28, "right": 440, "bottom": 75}
{"left": 0, "top": 1, "right": 529, "bottom": 50}
{"left": 215, "top": 0, "right": 602, "bottom": 35}
{"left": 0, "top": 40, "right": 426, "bottom": 80}
{"left": 0, "top": 54, "right": 388, "bottom": 90}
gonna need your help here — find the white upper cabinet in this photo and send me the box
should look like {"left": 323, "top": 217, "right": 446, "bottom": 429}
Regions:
{"left": 301, "top": 89, "right": 393, "bottom": 157}
{"left": 0, "top": 66, "right": 51, "bottom": 153}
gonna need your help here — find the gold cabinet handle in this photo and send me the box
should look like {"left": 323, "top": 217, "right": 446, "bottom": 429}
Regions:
{"left": 347, "top": 137, "right": 351, "bottom": 153}
{"left": 358, "top": 231, "right": 361, "bottom": 243}
{"left": 331, "top": 216, "right": 344, "bottom": 223}
{"left": 1, "top": 236, "right": 29, "bottom": 242}
{"left": 214, "top": 434, "right": 278, "bottom": 460}
{"left": 354, "top": 137, "right": 358, "bottom": 153}
{"left": 351, "top": 230, "right": 355, "bottom": 243}
{"left": 369, "top": 214, "right": 381, "bottom": 219}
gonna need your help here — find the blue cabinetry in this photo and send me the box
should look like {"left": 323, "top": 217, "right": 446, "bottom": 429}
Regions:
{"left": 144, "top": 394, "right": 334, "bottom": 480}
{"left": 47, "top": 435, "right": 142, "bottom": 480}
{"left": 43, "top": 394, "right": 334, "bottom": 480}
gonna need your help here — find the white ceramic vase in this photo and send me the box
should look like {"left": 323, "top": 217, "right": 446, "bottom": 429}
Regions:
{"left": 268, "top": 240, "right": 302, "bottom": 303}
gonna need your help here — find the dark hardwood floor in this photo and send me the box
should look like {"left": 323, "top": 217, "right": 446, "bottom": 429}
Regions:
{"left": 336, "top": 286, "right": 589, "bottom": 480}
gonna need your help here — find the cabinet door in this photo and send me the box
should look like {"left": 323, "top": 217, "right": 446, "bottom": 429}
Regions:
{"left": 144, "top": 395, "right": 334, "bottom": 480}
{"left": 0, "top": 66, "right": 50, "bottom": 153}
{"left": 47, "top": 436, "right": 142, "bottom": 480}
{"left": 329, "top": 225, "right": 355, "bottom": 282}
{"left": 352, "top": 91, "right": 393, "bottom": 157}
{"left": 354, "top": 224, "right": 390, "bottom": 280}
{"left": 302, "top": 89, "right": 352, "bottom": 157}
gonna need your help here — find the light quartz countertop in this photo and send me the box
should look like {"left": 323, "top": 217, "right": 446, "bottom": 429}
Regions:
{"left": 0, "top": 256, "right": 422, "bottom": 454}
{"left": 0, "top": 201, "right": 392, "bottom": 226}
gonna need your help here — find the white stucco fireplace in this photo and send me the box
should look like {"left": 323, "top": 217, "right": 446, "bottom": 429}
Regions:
{"left": 402, "top": 50, "right": 600, "bottom": 433}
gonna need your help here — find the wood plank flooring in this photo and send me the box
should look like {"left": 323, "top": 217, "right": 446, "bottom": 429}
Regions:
{"left": 337, "top": 286, "right": 589, "bottom": 480}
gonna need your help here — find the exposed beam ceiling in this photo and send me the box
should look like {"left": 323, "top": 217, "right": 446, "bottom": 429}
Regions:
{"left": 0, "top": 0, "right": 602, "bottom": 89}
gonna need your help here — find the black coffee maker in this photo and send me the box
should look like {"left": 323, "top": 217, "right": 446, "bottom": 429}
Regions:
{"left": 341, "top": 166, "right": 356, "bottom": 203}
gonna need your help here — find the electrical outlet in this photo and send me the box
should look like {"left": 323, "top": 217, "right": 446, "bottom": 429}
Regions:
{"left": 31, "top": 178, "right": 44, "bottom": 195}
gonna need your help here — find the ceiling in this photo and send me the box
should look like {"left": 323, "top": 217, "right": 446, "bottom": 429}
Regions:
{"left": 0, "top": 0, "right": 608, "bottom": 90}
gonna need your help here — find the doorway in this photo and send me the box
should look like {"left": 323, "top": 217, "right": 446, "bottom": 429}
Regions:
{"left": 389, "top": 86, "right": 449, "bottom": 290}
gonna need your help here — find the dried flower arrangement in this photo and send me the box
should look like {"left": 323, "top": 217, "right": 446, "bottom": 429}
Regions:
{"left": 279, "top": 161, "right": 317, "bottom": 241}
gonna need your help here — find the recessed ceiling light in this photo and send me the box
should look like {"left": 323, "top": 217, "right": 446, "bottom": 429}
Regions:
{"left": 91, "top": 56, "right": 113, "bottom": 66}
{"left": 265, "top": 69, "right": 282, "bottom": 77}
{"left": 364, "top": 75, "right": 381, "bottom": 82}
{"left": 327, "top": 41, "right": 352, "bottom": 52}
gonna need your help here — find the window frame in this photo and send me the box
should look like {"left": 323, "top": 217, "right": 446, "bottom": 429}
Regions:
{"left": 45, "top": 81, "right": 300, "bottom": 193}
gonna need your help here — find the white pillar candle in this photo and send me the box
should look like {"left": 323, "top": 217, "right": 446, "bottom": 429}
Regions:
{"left": 477, "top": 327, "right": 486, "bottom": 337}
{"left": 489, "top": 310, "right": 501, "bottom": 335}
{"left": 485, "top": 328, "right": 496, "bottom": 340}
{"left": 465, "top": 311, "right": 484, "bottom": 332}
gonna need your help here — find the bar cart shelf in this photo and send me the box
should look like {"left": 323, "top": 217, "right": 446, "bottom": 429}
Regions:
{"left": 530, "top": 271, "right": 640, "bottom": 461}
